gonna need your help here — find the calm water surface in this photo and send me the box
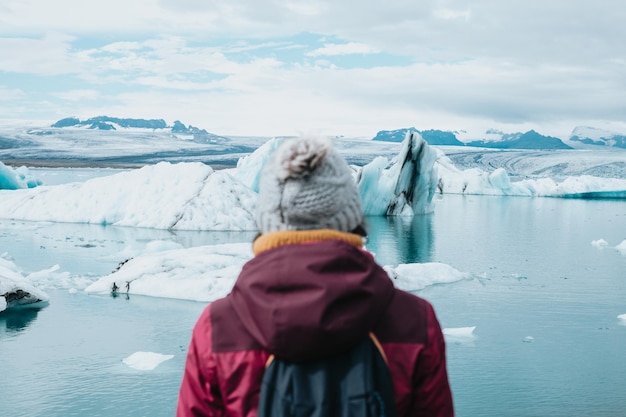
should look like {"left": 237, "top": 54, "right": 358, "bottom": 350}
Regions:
{"left": 1, "top": 189, "right": 625, "bottom": 417}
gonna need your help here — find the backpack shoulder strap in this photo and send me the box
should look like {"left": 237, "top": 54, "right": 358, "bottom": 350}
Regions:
{"left": 368, "top": 332, "right": 388, "bottom": 365}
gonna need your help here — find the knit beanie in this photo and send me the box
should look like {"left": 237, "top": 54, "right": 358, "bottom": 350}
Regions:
{"left": 256, "top": 136, "right": 364, "bottom": 234}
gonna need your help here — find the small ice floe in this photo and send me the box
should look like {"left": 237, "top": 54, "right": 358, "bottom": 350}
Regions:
{"left": 616, "top": 240, "right": 626, "bottom": 256}
{"left": 617, "top": 314, "right": 626, "bottom": 326}
{"left": 511, "top": 273, "right": 527, "bottom": 281}
{"left": 522, "top": 336, "right": 535, "bottom": 343}
{"left": 122, "top": 351, "right": 174, "bottom": 371}
{"left": 384, "top": 262, "right": 470, "bottom": 292}
{"left": 442, "top": 326, "right": 476, "bottom": 346}
{"left": 1, "top": 256, "right": 50, "bottom": 312}
{"left": 591, "top": 239, "right": 609, "bottom": 248}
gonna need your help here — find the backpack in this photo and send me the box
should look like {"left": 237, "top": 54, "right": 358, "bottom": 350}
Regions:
{"left": 257, "top": 332, "right": 397, "bottom": 417}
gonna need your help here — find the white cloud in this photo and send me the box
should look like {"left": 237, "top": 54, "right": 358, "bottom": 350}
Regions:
{"left": 0, "top": 87, "right": 25, "bottom": 101}
{"left": 433, "top": 8, "right": 471, "bottom": 21}
{"left": 52, "top": 90, "right": 101, "bottom": 101}
{"left": 284, "top": 1, "right": 326, "bottom": 16}
{"left": 0, "top": 0, "right": 625, "bottom": 137}
{"left": 307, "top": 42, "right": 379, "bottom": 57}
{"left": 0, "top": 33, "right": 78, "bottom": 74}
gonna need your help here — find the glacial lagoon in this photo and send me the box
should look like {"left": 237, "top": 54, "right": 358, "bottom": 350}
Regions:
{"left": 1, "top": 188, "right": 625, "bottom": 417}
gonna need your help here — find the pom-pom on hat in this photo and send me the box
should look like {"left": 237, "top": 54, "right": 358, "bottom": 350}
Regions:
{"left": 256, "top": 136, "right": 363, "bottom": 234}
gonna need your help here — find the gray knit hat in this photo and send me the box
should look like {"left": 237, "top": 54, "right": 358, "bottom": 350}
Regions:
{"left": 256, "top": 136, "right": 363, "bottom": 234}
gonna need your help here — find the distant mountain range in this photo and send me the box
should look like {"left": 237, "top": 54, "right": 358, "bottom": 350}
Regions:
{"left": 465, "top": 130, "right": 573, "bottom": 150}
{"left": 372, "top": 128, "right": 466, "bottom": 146}
{"left": 373, "top": 127, "right": 626, "bottom": 150}
{"left": 50, "top": 116, "right": 228, "bottom": 144}
{"left": 569, "top": 126, "right": 626, "bottom": 148}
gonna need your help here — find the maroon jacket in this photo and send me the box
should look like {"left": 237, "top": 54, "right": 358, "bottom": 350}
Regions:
{"left": 177, "top": 232, "right": 454, "bottom": 417}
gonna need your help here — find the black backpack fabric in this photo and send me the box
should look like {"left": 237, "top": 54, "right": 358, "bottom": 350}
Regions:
{"left": 258, "top": 333, "right": 397, "bottom": 417}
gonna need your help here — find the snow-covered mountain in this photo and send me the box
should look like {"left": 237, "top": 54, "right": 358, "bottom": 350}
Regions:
{"left": 373, "top": 128, "right": 465, "bottom": 146}
{"left": 51, "top": 116, "right": 229, "bottom": 144}
{"left": 0, "top": 117, "right": 408, "bottom": 169}
{"left": 0, "top": 117, "right": 263, "bottom": 168}
{"left": 373, "top": 128, "right": 573, "bottom": 150}
{"left": 569, "top": 126, "right": 626, "bottom": 149}
{"left": 464, "top": 130, "right": 572, "bottom": 150}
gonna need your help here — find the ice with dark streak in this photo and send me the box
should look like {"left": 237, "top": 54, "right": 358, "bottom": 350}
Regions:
{"left": 358, "top": 131, "right": 438, "bottom": 215}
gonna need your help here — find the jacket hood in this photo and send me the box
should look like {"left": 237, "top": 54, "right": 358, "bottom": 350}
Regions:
{"left": 228, "top": 239, "right": 395, "bottom": 362}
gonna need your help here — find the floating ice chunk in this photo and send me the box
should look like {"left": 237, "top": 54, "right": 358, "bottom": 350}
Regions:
{"left": 122, "top": 351, "right": 174, "bottom": 371}
{"left": 443, "top": 326, "right": 476, "bottom": 338}
{"left": 522, "top": 336, "right": 535, "bottom": 343}
{"left": 0, "top": 255, "right": 50, "bottom": 312}
{"left": 616, "top": 240, "right": 626, "bottom": 256}
{"left": 384, "top": 262, "right": 470, "bottom": 292}
{"left": 591, "top": 239, "right": 609, "bottom": 248}
{"left": 442, "top": 326, "right": 476, "bottom": 346}
{"left": 618, "top": 314, "right": 626, "bottom": 326}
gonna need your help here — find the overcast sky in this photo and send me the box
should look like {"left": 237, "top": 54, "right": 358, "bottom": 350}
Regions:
{"left": 1, "top": 0, "right": 625, "bottom": 138}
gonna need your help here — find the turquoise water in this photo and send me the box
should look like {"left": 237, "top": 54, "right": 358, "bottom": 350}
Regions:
{"left": 368, "top": 196, "right": 626, "bottom": 417}
{"left": 1, "top": 193, "right": 626, "bottom": 417}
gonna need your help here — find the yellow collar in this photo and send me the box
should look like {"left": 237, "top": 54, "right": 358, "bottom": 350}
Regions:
{"left": 252, "top": 229, "right": 364, "bottom": 256}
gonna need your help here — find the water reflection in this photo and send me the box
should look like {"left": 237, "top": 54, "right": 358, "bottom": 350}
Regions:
{"left": 0, "top": 306, "right": 44, "bottom": 335}
{"left": 110, "top": 291, "right": 130, "bottom": 300}
{"left": 364, "top": 214, "right": 434, "bottom": 265}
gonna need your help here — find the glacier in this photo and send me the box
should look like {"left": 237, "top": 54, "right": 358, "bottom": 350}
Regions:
{"left": 2, "top": 132, "right": 625, "bottom": 234}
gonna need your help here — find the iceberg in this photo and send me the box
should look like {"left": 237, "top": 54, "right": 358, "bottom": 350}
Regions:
{"left": 85, "top": 242, "right": 470, "bottom": 302}
{"left": 0, "top": 162, "right": 41, "bottom": 190}
{"left": 229, "top": 132, "right": 440, "bottom": 215}
{"left": 436, "top": 151, "right": 626, "bottom": 197}
{"left": 231, "top": 137, "right": 284, "bottom": 192}
{"left": 0, "top": 162, "right": 257, "bottom": 230}
{"left": 0, "top": 255, "right": 50, "bottom": 312}
{"left": 357, "top": 132, "right": 438, "bottom": 215}
{"left": 85, "top": 242, "right": 253, "bottom": 301}
{"left": 0, "top": 133, "right": 441, "bottom": 229}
